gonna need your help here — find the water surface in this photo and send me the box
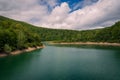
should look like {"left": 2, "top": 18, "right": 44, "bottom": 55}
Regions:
{"left": 0, "top": 45, "right": 120, "bottom": 80}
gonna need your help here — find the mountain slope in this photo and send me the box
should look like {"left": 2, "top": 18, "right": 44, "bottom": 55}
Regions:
{"left": 0, "top": 16, "right": 120, "bottom": 52}
{"left": 0, "top": 16, "right": 43, "bottom": 53}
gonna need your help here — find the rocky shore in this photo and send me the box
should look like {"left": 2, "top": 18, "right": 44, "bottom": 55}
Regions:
{"left": 0, "top": 45, "right": 45, "bottom": 57}
{"left": 49, "top": 42, "right": 120, "bottom": 46}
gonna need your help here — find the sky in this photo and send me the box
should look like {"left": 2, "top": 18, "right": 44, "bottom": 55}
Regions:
{"left": 0, "top": 0, "right": 120, "bottom": 30}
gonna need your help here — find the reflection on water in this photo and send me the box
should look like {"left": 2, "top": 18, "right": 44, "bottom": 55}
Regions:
{"left": 0, "top": 45, "right": 120, "bottom": 80}
{"left": 0, "top": 49, "right": 42, "bottom": 80}
{"left": 49, "top": 44, "right": 120, "bottom": 50}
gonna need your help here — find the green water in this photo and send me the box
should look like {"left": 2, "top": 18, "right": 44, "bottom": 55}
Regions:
{"left": 0, "top": 45, "right": 120, "bottom": 80}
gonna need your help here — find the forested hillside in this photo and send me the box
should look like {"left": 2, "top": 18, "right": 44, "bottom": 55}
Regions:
{"left": 0, "top": 16, "right": 42, "bottom": 53}
{"left": 36, "top": 21, "right": 120, "bottom": 43}
{"left": 0, "top": 16, "right": 120, "bottom": 53}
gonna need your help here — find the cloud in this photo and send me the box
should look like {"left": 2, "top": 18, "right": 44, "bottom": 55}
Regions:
{"left": 0, "top": 0, "right": 49, "bottom": 22}
{"left": 40, "top": 0, "right": 120, "bottom": 30}
{"left": 0, "top": 0, "right": 120, "bottom": 30}
{"left": 38, "top": 0, "right": 58, "bottom": 9}
{"left": 0, "top": 0, "right": 36, "bottom": 11}
{"left": 40, "top": 2, "right": 71, "bottom": 28}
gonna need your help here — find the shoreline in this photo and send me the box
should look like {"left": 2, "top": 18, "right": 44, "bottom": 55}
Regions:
{"left": 49, "top": 42, "right": 120, "bottom": 46}
{"left": 0, "top": 45, "right": 45, "bottom": 57}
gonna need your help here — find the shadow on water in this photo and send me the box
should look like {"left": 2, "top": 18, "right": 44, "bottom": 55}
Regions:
{"left": 48, "top": 44, "right": 120, "bottom": 51}
{"left": 0, "top": 49, "right": 42, "bottom": 80}
{"left": 52, "top": 44, "right": 120, "bottom": 59}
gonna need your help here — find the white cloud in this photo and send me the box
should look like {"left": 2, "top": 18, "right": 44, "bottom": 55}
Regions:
{"left": 0, "top": 0, "right": 120, "bottom": 30}
{"left": 40, "top": 2, "right": 71, "bottom": 28}
{"left": 40, "top": 0, "right": 120, "bottom": 30}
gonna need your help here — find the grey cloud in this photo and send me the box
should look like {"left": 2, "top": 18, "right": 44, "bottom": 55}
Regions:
{"left": 0, "top": 0, "right": 17, "bottom": 11}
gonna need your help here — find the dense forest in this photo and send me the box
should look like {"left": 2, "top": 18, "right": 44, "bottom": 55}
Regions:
{"left": 0, "top": 16, "right": 42, "bottom": 53}
{"left": 38, "top": 22, "right": 120, "bottom": 42}
{"left": 0, "top": 16, "right": 120, "bottom": 53}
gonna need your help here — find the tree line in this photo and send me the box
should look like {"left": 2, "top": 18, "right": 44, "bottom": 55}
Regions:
{"left": 0, "top": 16, "right": 42, "bottom": 53}
{"left": 0, "top": 16, "right": 120, "bottom": 53}
{"left": 37, "top": 21, "right": 120, "bottom": 43}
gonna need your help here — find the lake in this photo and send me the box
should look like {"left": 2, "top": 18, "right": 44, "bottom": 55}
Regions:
{"left": 0, "top": 44, "right": 120, "bottom": 80}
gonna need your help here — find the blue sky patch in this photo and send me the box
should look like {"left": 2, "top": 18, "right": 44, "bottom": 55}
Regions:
{"left": 59, "top": 0, "right": 99, "bottom": 11}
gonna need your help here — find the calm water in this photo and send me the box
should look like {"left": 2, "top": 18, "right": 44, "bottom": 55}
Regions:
{"left": 0, "top": 45, "right": 120, "bottom": 80}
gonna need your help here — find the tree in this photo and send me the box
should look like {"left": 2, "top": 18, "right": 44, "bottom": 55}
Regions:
{"left": 17, "top": 31, "right": 26, "bottom": 49}
{"left": 4, "top": 44, "right": 12, "bottom": 54}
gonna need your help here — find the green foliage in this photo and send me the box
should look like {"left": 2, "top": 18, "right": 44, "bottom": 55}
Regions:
{"left": 4, "top": 44, "right": 12, "bottom": 54}
{"left": 0, "top": 16, "right": 42, "bottom": 52}
{"left": 36, "top": 23, "right": 120, "bottom": 43}
{"left": 17, "top": 31, "right": 26, "bottom": 49}
{"left": 0, "top": 16, "right": 120, "bottom": 53}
